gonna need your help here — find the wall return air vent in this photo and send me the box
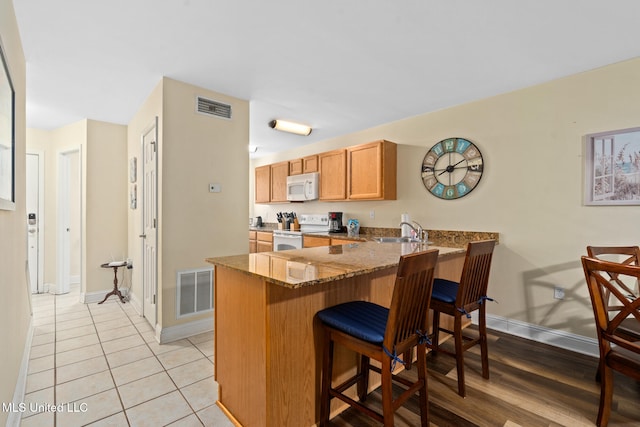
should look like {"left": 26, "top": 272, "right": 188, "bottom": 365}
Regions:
{"left": 196, "top": 96, "right": 232, "bottom": 119}
{"left": 176, "top": 267, "right": 214, "bottom": 318}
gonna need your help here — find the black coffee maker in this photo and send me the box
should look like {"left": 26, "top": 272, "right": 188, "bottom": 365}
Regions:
{"left": 328, "top": 212, "right": 343, "bottom": 233}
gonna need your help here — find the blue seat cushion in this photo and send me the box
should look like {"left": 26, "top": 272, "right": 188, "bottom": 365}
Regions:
{"left": 317, "top": 301, "right": 388, "bottom": 345}
{"left": 431, "top": 278, "right": 459, "bottom": 304}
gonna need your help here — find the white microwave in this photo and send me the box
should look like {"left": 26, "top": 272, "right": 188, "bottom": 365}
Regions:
{"left": 286, "top": 172, "right": 319, "bottom": 201}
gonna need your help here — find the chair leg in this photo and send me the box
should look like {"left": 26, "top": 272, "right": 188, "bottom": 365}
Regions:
{"left": 416, "top": 343, "right": 429, "bottom": 426}
{"left": 597, "top": 365, "right": 613, "bottom": 427}
{"left": 320, "top": 328, "right": 334, "bottom": 427}
{"left": 404, "top": 348, "right": 413, "bottom": 370}
{"left": 381, "top": 355, "right": 395, "bottom": 427}
{"left": 357, "top": 355, "right": 370, "bottom": 402}
{"left": 431, "top": 310, "right": 441, "bottom": 353}
{"left": 454, "top": 313, "right": 466, "bottom": 397}
{"left": 479, "top": 305, "right": 490, "bottom": 379}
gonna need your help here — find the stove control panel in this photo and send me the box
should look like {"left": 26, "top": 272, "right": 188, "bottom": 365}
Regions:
{"left": 298, "top": 214, "right": 329, "bottom": 226}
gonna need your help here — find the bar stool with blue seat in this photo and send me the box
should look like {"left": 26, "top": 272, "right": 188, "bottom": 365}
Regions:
{"left": 428, "top": 239, "right": 496, "bottom": 397}
{"left": 317, "top": 249, "right": 439, "bottom": 427}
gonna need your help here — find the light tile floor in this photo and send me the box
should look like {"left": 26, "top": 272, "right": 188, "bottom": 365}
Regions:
{"left": 20, "top": 289, "right": 234, "bottom": 427}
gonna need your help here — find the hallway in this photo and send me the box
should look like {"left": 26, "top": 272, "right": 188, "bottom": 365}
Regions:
{"left": 20, "top": 289, "right": 232, "bottom": 426}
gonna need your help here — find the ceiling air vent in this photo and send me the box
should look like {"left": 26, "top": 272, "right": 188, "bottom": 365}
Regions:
{"left": 196, "top": 96, "right": 232, "bottom": 119}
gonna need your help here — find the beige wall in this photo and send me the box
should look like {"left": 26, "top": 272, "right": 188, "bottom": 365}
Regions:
{"left": 26, "top": 120, "right": 127, "bottom": 296}
{"left": 0, "top": 0, "right": 29, "bottom": 423}
{"left": 85, "top": 119, "right": 128, "bottom": 294}
{"left": 128, "top": 77, "right": 249, "bottom": 332}
{"left": 160, "top": 78, "right": 249, "bottom": 329}
{"left": 251, "top": 57, "right": 640, "bottom": 339}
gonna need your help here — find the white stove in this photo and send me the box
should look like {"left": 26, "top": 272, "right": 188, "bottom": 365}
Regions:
{"left": 272, "top": 214, "right": 330, "bottom": 251}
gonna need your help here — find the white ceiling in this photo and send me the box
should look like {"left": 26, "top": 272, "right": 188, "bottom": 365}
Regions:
{"left": 13, "top": 0, "right": 640, "bottom": 158}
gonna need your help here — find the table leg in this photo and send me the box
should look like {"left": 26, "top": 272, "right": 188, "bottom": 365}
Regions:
{"left": 98, "top": 266, "right": 126, "bottom": 304}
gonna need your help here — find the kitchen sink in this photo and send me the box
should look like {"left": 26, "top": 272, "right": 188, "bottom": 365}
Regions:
{"left": 373, "top": 236, "right": 423, "bottom": 243}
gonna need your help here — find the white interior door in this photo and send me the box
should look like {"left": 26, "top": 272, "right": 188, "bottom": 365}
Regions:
{"left": 57, "top": 148, "right": 81, "bottom": 295}
{"left": 141, "top": 119, "right": 158, "bottom": 328}
{"left": 26, "top": 152, "right": 43, "bottom": 293}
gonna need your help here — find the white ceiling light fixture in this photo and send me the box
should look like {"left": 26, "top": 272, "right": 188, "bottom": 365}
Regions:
{"left": 269, "top": 119, "right": 312, "bottom": 136}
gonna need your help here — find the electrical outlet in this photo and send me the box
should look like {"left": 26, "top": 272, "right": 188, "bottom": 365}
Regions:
{"left": 554, "top": 286, "right": 565, "bottom": 300}
{"left": 369, "top": 210, "right": 375, "bottom": 219}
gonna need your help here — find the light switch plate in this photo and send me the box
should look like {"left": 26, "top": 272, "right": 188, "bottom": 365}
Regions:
{"left": 209, "top": 183, "right": 222, "bottom": 193}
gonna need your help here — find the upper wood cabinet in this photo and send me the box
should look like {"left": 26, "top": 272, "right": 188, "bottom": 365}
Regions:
{"left": 270, "top": 161, "right": 290, "bottom": 203}
{"left": 254, "top": 141, "right": 396, "bottom": 203}
{"left": 289, "top": 155, "right": 319, "bottom": 175}
{"left": 255, "top": 165, "right": 271, "bottom": 203}
{"left": 289, "top": 159, "right": 303, "bottom": 176}
{"left": 302, "top": 155, "right": 319, "bottom": 173}
{"left": 347, "top": 140, "right": 397, "bottom": 200}
{"left": 319, "top": 149, "right": 347, "bottom": 200}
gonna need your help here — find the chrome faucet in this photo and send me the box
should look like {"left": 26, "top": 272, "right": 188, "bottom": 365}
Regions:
{"left": 399, "top": 221, "right": 427, "bottom": 242}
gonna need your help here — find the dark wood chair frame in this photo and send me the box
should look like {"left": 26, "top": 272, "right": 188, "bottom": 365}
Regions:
{"left": 581, "top": 256, "right": 640, "bottom": 427}
{"left": 319, "top": 249, "right": 439, "bottom": 427}
{"left": 586, "top": 246, "right": 640, "bottom": 337}
{"left": 428, "top": 240, "right": 496, "bottom": 397}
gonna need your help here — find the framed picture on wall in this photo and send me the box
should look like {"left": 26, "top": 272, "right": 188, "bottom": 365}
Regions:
{"left": 130, "top": 184, "right": 137, "bottom": 209}
{"left": 0, "top": 40, "right": 15, "bottom": 211}
{"left": 584, "top": 127, "right": 640, "bottom": 205}
{"left": 130, "top": 157, "right": 137, "bottom": 183}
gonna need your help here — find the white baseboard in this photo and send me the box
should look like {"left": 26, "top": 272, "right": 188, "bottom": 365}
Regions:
{"left": 157, "top": 315, "right": 214, "bottom": 344}
{"left": 81, "top": 288, "right": 129, "bottom": 304}
{"left": 7, "top": 317, "right": 34, "bottom": 426}
{"left": 69, "top": 275, "right": 80, "bottom": 284}
{"left": 482, "top": 313, "right": 599, "bottom": 358}
{"left": 128, "top": 291, "right": 143, "bottom": 316}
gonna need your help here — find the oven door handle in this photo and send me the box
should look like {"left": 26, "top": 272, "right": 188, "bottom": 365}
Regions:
{"left": 275, "top": 234, "right": 302, "bottom": 240}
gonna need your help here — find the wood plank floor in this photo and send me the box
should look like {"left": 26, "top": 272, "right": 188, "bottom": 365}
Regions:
{"left": 328, "top": 327, "right": 640, "bottom": 426}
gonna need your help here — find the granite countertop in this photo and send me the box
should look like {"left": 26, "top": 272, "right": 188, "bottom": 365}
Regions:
{"left": 206, "top": 241, "right": 464, "bottom": 289}
{"left": 250, "top": 225, "right": 499, "bottom": 248}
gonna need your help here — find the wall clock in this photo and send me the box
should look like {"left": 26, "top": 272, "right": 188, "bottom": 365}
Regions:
{"left": 421, "top": 137, "right": 484, "bottom": 199}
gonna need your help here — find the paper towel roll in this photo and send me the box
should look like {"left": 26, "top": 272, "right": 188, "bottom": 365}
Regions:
{"left": 401, "top": 213, "right": 410, "bottom": 237}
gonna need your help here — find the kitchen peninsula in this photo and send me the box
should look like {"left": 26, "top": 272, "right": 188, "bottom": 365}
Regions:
{"left": 205, "top": 239, "right": 489, "bottom": 426}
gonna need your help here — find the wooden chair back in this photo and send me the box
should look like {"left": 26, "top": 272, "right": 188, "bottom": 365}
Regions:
{"left": 586, "top": 246, "right": 640, "bottom": 312}
{"left": 581, "top": 256, "right": 640, "bottom": 355}
{"left": 384, "top": 249, "right": 439, "bottom": 356}
{"left": 456, "top": 240, "right": 497, "bottom": 312}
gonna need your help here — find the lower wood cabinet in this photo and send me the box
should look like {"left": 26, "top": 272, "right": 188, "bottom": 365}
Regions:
{"left": 249, "top": 231, "right": 257, "bottom": 253}
{"left": 303, "top": 235, "right": 330, "bottom": 248}
{"left": 252, "top": 231, "right": 273, "bottom": 253}
{"left": 330, "top": 237, "right": 363, "bottom": 246}
{"left": 303, "top": 235, "right": 365, "bottom": 248}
